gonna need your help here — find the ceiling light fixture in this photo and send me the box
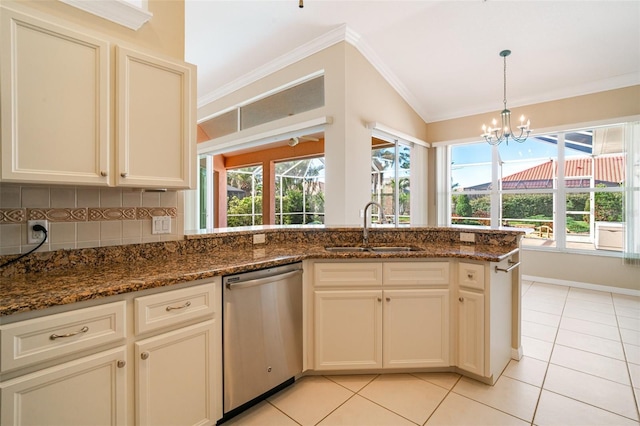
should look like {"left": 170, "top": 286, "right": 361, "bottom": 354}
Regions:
{"left": 288, "top": 137, "right": 299, "bottom": 147}
{"left": 299, "top": 0, "right": 303, "bottom": 8}
{"left": 481, "top": 50, "right": 531, "bottom": 146}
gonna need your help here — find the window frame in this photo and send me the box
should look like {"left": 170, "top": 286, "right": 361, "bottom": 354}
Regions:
{"left": 438, "top": 120, "right": 633, "bottom": 257}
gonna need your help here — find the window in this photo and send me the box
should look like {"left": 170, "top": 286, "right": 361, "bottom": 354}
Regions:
{"left": 445, "top": 124, "right": 629, "bottom": 255}
{"left": 371, "top": 139, "right": 411, "bottom": 225}
{"left": 275, "top": 157, "right": 325, "bottom": 225}
{"left": 226, "top": 166, "right": 263, "bottom": 227}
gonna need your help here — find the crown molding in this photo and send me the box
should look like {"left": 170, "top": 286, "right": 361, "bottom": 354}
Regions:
{"left": 197, "top": 24, "right": 424, "bottom": 124}
{"left": 60, "top": 0, "right": 152, "bottom": 31}
{"left": 197, "top": 24, "right": 349, "bottom": 108}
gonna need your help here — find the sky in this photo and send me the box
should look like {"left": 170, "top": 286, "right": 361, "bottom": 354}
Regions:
{"left": 451, "top": 136, "right": 588, "bottom": 190}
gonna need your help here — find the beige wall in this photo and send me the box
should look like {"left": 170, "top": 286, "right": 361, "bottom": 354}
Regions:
{"left": 426, "top": 86, "right": 640, "bottom": 143}
{"left": 3, "top": 0, "right": 185, "bottom": 59}
{"left": 522, "top": 250, "right": 639, "bottom": 291}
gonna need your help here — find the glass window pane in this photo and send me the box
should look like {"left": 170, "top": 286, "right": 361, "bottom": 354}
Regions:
{"left": 275, "top": 157, "right": 325, "bottom": 225}
{"left": 371, "top": 141, "right": 411, "bottom": 225}
{"left": 451, "top": 194, "right": 490, "bottom": 226}
{"left": 226, "top": 166, "right": 262, "bottom": 227}
{"left": 502, "top": 193, "right": 555, "bottom": 246}
{"left": 500, "top": 135, "right": 558, "bottom": 191}
{"left": 451, "top": 143, "right": 491, "bottom": 191}
{"left": 565, "top": 192, "right": 593, "bottom": 250}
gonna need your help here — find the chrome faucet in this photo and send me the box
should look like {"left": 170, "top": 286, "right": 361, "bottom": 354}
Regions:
{"left": 363, "top": 201, "right": 385, "bottom": 246}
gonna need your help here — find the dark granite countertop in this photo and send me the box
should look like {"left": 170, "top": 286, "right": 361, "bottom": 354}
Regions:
{"left": 0, "top": 239, "right": 519, "bottom": 318}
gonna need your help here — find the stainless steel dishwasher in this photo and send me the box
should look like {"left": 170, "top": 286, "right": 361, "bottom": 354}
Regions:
{"left": 221, "top": 262, "right": 303, "bottom": 422}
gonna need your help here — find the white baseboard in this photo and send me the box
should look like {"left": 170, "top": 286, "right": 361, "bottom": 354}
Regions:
{"left": 511, "top": 346, "right": 523, "bottom": 361}
{"left": 522, "top": 274, "right": 640, "bottom": 297}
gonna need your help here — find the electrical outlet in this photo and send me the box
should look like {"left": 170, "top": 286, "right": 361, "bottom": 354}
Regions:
{"left": 460, "top": 232, "right": 475, "bottom": 243}
{"left": 27, "top": 220, "right": 48, "bottom": 244}
{"left": 253, "top": 233, "right": 266, "bottom": 244}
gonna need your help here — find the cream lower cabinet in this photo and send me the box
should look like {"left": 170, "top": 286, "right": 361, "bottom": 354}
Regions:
{"left": 1, "top": 347, "right": 127, "bottom": 426}
{"left": 456, "top": 288, "right": 484, "bottom": 376}
{"left": 136, "top": 321, "right": 216, "bottom": 426}
{"left": 0, "top": 6, "right": 195, "bottom": 188}
{"left": 0, "top": 280, "right": 221, "bottom": 426}
{"left": 313, "top": 261, "right": 450, "bottom": 371}
{"left": 383, "top": 289, "right": 449, "bottom": 368}
{"left": 456, "top": 259, "right": 513, "bottom": 384}
{"left": 314, "top": 290, "right": 383, "bottom": 369}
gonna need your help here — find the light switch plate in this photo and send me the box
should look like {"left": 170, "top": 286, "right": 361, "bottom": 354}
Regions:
{"left": 152, "top": 216, "right": 171, "bottom": 235}
{"left": 253, "top": 233, "right": 266, "bottom": 244}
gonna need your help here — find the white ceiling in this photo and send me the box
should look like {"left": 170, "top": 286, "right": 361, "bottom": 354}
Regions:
{"left": 185, "top": 1, "right": 640, "bottom": 124}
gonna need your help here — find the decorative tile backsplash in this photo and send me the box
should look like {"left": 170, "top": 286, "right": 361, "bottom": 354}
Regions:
{"left": 0, "top": 184, "right": 184, "bottom": 255}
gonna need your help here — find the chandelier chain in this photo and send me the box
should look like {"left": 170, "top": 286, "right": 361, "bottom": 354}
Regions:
{"left": 503, "top": 53, "right": 507, "bottom": 111}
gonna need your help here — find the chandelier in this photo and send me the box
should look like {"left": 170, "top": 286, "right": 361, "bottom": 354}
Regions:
{"left": 481, "top": 50, "right": 531, "bottom": 146}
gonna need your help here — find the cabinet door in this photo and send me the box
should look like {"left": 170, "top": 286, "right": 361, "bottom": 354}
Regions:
{"left": 116, "top": 46, "right": 195, "bottom": 189}
{"left": 457, "top": 289, "right": 485, "bottom": 376}
{"left": 383, "top": 289, "right": 450, "bottom": 368}
{"left": 314, "top": 290, "right": 382, "bottom": 370}
{"left": 0, "top": 8, "right": 110, "bottom": 185}
{"left": 136, "top": 320, "right": 216, "bottom": 426}
{"left": 0, "top": 347, "right": 127, "bottom": 426}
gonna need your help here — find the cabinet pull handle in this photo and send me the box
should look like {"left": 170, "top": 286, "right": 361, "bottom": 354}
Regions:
{"left": 50, "top": 326, "right": 89, "bottom": 340}
{"left": 120, "top": 172, "right": 128, "bottom": 178}
{"left": 141, "top": 352, "right": 150, "bottom": 360}
{"left": 100, "top": 171, "right": 108, "bottom": 177}
{"left": 166, "top": 301, "right": 191, "bottom": 311}
{"left": 459, "top": 297, "right": 464, "bottom": 302}
{"left": 117, "top": 360, "right": 126, "bottom": 368}
{"left": 495, "top": 261, "right": 521, "bottom": 273}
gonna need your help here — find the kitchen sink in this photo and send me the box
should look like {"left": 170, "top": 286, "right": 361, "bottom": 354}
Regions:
{"left": 325, "top": 246, "right": 423, "bottom": 253}
{"left": 324, "top": 246, "right": 370, "bottom": 252}
{"left": 369, "top": 246, "right": 423, "bottom": 252}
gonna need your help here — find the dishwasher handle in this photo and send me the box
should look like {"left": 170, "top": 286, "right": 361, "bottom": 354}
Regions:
{"left": 225, "top": 269, "right": 302, "bottom": 290}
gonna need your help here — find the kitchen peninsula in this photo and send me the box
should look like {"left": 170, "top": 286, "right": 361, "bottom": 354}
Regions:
{"left": 0, "top": 226, "right": 523, "bottom": 426}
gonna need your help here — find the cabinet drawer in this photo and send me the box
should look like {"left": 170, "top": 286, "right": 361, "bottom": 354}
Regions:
{"left": 459, "top": 262, "right": 485, "bottom": 290}
{"left": 314, "top": 263, "right": 382, "bottom": 287}
{"left": 135, "top": 283, "right": 215, "bottom": 334}
{"left": 383, "top": 262, "right": 449, "bottom": 286}
{"left": 0, "top": 301, "right": 126, "bottom": 372}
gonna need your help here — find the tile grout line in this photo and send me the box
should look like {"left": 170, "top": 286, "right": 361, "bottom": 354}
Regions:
{"left": 419, "top": 374, "right": 463, "bottom": 426}
{"left": 527, "top": 284, "right": 570, "bottom": 426}
{"left": 612, "top": 296, "right": 640, "bottom": 422}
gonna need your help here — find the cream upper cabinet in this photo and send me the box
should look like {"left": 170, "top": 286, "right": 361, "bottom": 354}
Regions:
{"left": 0, "top": 7, "right": 195, "bottom": 189}
{"left": 0, "top": 7, "right": 110, "bottom": 185}
{"left": 116, "top": 46, "right": 196, "bottom": 189}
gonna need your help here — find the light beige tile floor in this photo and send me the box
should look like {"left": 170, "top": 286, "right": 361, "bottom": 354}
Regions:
{"left": 225, "top": 281, "right": 640, "bottom": 425}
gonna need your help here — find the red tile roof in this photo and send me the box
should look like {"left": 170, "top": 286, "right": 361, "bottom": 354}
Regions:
{"left": 502, "top": 155, "right": 625, "bottom": 189}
